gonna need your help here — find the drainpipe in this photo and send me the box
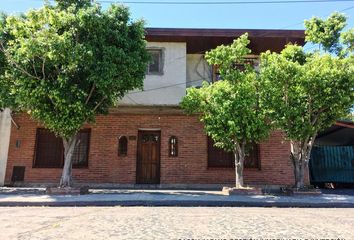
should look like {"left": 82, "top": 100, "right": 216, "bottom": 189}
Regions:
{"left": 0, "top": 108, "right": 12, "bottom": 186}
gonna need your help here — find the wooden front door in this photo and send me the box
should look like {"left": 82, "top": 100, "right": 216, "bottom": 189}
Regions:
{"left": 136, "top": 130, "right": 161, "bottom": 184}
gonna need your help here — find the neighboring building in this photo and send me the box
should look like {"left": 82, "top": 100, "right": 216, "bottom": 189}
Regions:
{"left": 1, "top": 28, "right": 305, "bottom": 187}
{"left": 0, "top": 109, "right": 12, "bottom": 186}
{"left": 310, "top": 120, "right": 354, "bottom": 186}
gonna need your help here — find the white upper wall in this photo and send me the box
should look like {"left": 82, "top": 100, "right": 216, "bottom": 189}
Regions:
{"left": 120, "top": 42, "right": 187, "bottom": 106}
{"left": 119, "top": 43, "right": 260, "bottom": 106}
{"left": 186, "top": 54, "right": 212, "bottom": 88}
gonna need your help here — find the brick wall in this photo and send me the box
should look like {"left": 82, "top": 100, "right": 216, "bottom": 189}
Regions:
{"left": 5, "top": 112, "right": 297, "bottom": 186}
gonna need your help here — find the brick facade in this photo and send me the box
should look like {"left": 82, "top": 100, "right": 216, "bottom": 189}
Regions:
{"left": 5, "top": 111, "right": 297, "bottom": 186}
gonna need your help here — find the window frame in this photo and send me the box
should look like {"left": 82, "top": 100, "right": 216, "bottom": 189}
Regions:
{"left": 146, "top": 48, "right": 164, "bottom": 75}
{"left": 33, "top": 128, "right": 64, "bottom": 168}
{"left": 207, "top": 136, "right": 261, "bottom": 170}
{"left": 118, "top": 136, "right": 128, "bottom": 157}
{"left": 72, "top": 129, "right": 91, "bottom": 168}
{"left": 33, "top": 128, "right": 90, "bottom": 169}
{"left": 211, "top": 55, "right": 259, "bottom": 82}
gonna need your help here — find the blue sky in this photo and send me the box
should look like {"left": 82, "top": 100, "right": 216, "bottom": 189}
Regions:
{"left": 0, "top": 0, "right": 353, "bottom": 30}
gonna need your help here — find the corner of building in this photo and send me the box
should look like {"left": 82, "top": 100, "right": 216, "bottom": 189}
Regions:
{"left": 0, "top": 108, "right": 12, "bottom": 186}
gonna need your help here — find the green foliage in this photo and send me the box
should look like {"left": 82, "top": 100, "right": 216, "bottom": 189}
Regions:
{"left": 340, "top": 28, "right": 354, "bottom": 56}
{"left": 56, "top": 0, "right": 92, "bottom": 11}
{"left": 261, "top": 12, "right": 354, "bottom": 188}
{"left": 343, "top": 112, "right": 354, "bottom": 122}
{"left": 181, "top": 34, "right": 270, "bottom": 152}
{"left": 1, "top": 0, "right": 149, "bottom": 138}
{"left": 261, "top": 13, "right": 354, "bottom": 143}
{"left": 305, "top": 12, "right": 347, "bottom": 54}
{"left": 0, "top": 12, "right": 16, "bottom": 109}
{"left": 205, "top": 34, "right": 252, "bottom": 83}
{"left": 280, "top": 44, "right": 308, "bottom": 65}
{"left": 260, "top": 45, "right": 354, "bottom": 141}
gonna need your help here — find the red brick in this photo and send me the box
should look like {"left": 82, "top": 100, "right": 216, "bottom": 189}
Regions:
{"left": 5, "top": 112, "right": 301, "bottom": 186}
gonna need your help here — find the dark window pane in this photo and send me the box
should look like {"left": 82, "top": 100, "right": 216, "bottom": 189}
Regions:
{"left": 72, "top": 129, "right": 90, "bottom": 167}
{"left": 152, "top": 135, "right": 159, "bottom": 142}
{"left": 147, "top": 50, "right": 162, "bottom": 74}
{"left": 34, "top": 129, "right": 63, "bottom": 168}
{"left": 212, "top": 65, "right": 222, "bottom": 82}
{"left": 118, "top": 136, "right": 128, "bottom": 156}
{"left": 244, "top": 143, "right": 260, "bottom": 168}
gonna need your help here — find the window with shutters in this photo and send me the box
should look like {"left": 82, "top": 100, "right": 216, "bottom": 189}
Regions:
{"left": 34, "top": 128, "right": 90, "bottom": 168}
{"left": 34, "top": 129, "right": 64, "bottom": 168}
{"left": 118, "top": 136, "right": 128, "bottom": 156}
{"left": 207, "top": 137, "right": 260, "bottom": 169}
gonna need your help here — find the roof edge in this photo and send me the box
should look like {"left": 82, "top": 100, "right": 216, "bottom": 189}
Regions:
{"left": 145, "top": 27, "right": 305, "bottom": 38}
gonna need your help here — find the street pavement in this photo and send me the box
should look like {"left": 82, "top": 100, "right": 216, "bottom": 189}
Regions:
{"left": 1, "top": 188, "right": 354, "bottom": 207}
{"left": 0, "top": 206, "right": 353, "bottom": 239}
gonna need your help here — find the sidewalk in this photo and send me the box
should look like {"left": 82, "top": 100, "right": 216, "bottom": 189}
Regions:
{"left": 0, "top": 187, "right": 354, "bottom": 207}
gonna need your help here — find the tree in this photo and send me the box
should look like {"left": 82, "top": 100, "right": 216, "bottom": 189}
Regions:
{"left": 0, "top": 0, "right": 149, "bottom": 187}
{"left": 340, "top": 28, "right": 354, "bottom": 57}
{"left": 181, "top": 34, "right": 270, "bottom": 188}
{"left": 0, "top": 12, "right": 16, "bottom": 110}
{"left": 305, "top": 12, "right": 347, "bottom": 55}
{"left": 260, "top": 13, "right": 354, "bottom": 189}
{"left": 305, "top": 12, "right": 353, "bottom": 57}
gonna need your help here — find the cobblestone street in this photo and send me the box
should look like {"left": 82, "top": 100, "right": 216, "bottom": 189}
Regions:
{"left": 0, "top": 207, "right": 353, "bottom": 239}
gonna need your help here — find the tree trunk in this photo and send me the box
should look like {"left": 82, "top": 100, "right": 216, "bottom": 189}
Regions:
{"left": 292, "top": 151, "right": 306, "bottom": 189}
{"left": 290, "top": 135, "right": 316, "bottom": 189}
{"left": 59, "top": 134, "right": 79, "bottom": 188}
{"left": 234, "top": 141, "right": 245, "bottom": 189}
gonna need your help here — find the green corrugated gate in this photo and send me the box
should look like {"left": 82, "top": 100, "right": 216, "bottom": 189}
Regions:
{"left": 310, "top": 146, "right": 354, "bottom": 184}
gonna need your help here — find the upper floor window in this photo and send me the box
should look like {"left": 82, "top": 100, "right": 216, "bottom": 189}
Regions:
{"left": 207, "top": 136, "right": 260, "bottom": 169}
{"left": 212, "top": 65, "right": 222, "bottom": 82}
{"left": 147, "top": 49, "right": 164, "bottom": 75}
{"left": 34, "top": 128, "right": 90, "bottom": 168}
{"left": 211, "top": 56, "right": 259, "bottom": 82}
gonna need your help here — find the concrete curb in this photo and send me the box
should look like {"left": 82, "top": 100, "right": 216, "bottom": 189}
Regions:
{"left": 1, "top": 200, "right": 354, "bottom": 208}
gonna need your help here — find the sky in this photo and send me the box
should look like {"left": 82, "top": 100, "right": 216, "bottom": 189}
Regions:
{"left": 0, "top": 0, "right": 353, "bottom": 31}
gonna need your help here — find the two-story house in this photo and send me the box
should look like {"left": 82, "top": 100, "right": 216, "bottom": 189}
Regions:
{"left": 0, "top": 28, "right": 305, "bottom": 188}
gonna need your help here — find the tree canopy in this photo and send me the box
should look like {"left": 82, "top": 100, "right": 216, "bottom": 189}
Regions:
{"left": 0, "top": 0, "right": 150, "bottom": 187}
{"left": 260, "top": 13, "right": 354, "bottom": 188}
{"left": 305, "top": 12, "right": 353, "bottom": 57}
{"left": 181, "top": 34, "right": 270, "bottom": 188}
{"left": 182, "top": 34, "right": 270, "bottom": 151}
{"left": 261, "top": 46, "right": 353, "bottom": 141}
{"left": 1, "top": 0, "right": 149, "bottom": 139}
{"left": 0, "top": 12, "right": 15, "bottom": 110}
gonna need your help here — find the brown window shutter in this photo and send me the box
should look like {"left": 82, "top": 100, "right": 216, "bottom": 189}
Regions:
{"left": 244, "top": 143, "right": 260, "bottom": 169}
{"left": 34, "top": 128, "right": 63, "bottom": 168}
{"left": 207, "top": 136, "right": 260, "bottom": 169}
{"left": 207, "top": 137, "right": 234, "bottom": 168}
